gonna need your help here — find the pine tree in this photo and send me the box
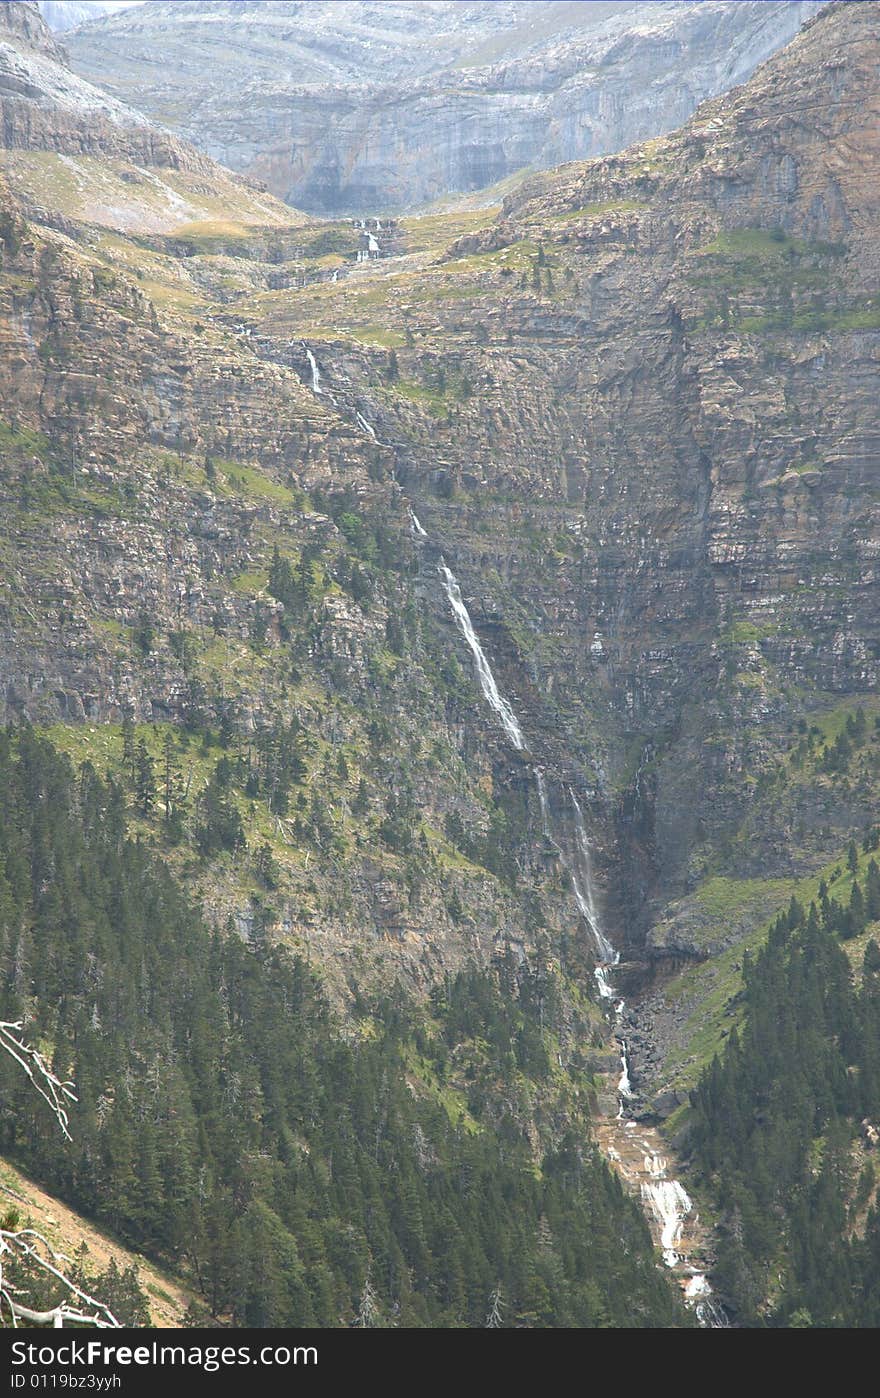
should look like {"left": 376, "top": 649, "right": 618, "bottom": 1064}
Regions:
{"left": 134, "top": 739, "right": 155, "bottom": 815}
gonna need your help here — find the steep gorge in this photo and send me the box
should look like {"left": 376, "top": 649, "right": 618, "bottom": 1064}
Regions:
{"left": 0, "top": 0, "right": 878, "bottom": 1325}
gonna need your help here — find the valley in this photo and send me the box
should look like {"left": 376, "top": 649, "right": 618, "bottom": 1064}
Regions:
{"left": 0, "top": 0, "right": 878, "bottom": 1330}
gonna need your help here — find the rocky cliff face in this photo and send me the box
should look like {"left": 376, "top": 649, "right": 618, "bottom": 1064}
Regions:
{"left": 37, "top": 3, "right": 136, "bottom": 34}
{"left": 0, "top": 1, "right": 309, "bottom": 233}
{"left": 0, "top": 5, "right": 575, "bottom": 1005}
{"left": 0, "top": 1, "right": 214, "bottom": 171}
{"left": 0, "top": 0, "right": 877, "bottom": 1045}
{"left": 237, "top": 0, "right": 879, "bottom": 971}
{"left": 66, "top": 0, "right": 821, "bottom": 214}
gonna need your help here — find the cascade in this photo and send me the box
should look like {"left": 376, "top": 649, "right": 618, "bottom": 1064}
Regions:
{"left": 438, "top": 562, "right": 525, "bottom": 752}
{"left": 685, "top": 1275, "right": 729, "bottom": 1328}
{"left": 415, "top": 507, "right": 723, "bottom": 1324}
{"left": 534, "top": 767, "right": 552, "bottom": 839}
{"left": 618, "top": 1041, "right": 633, "bottom": 1100}
{"left": 641, "top": 1168, "right": 694, "bottom": 1267}
{"left": 594, "top": 966, "right": 615, "bottom": 1000}
{"left": 570, "top": 792, "right": 617, "bottom": 964}
{"left": 304, "top": 346, "right": 321, "bottom": 394}
{"left": 357, "top": 411, "right": 377, "bottom": 440}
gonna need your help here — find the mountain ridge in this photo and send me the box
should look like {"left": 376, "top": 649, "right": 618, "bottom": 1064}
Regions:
{"left": 66, "top": 0, "right": 823, "bottom": 213}
{"left": 0, "top": 0, "right": 878, "bottom": 1327}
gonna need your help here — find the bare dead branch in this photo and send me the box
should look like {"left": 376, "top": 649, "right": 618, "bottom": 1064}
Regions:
{"left": 0, "top": 1023, "right": 120, "bottom": 1328}
{"left": 0, "top": 1022, "right": 77, "bottom": 1141}
{"left": 0, "top": 1229, "right": 119, "bottom": 1329}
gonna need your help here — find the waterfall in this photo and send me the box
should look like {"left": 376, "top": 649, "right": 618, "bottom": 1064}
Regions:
{"left": 357, "top": 412, "right": 377, "bottom": 440}
{"left": 616, "top": 1040, "right": 633, "bottom": 1119}
{"left": 594, "top": 966, "right": 615, "bottom": 1000}
{"left": 534, "top": 767, "right": 552, "bottom": 839}
{"left": 638, "top": 1158, "right": 728, "bottom": 1321}
{"left": 570, "top": 793, "right": 616, "bottom": 964}
{"left": 431, "top": 550, "right": 615, "bottom": 973}
{"left": 304, "top": 346, "right": 321, "bottom": 394}
{"left": 536, "top": 770, "right": 616, "bottom": 995}
{"left": 685, "top": 1275, "right": 729, "bottom": 1328}
{"left": 618, "top": 1041, "right": 633, "bottom": 1099}
{"left": 368, "top": 232, "right": 379, "bottom": 254}
{"left": 415, "top": 503, "right": 725, "bottom": 1326}
{"left": 640, "top": 1162, "right": 694, "bottom": 1268}
{"left": 438, "top": 562, "right": 525, "bottom": 752}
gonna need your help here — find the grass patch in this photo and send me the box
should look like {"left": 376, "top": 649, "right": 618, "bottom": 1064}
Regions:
{"left": 550, "top": 199, "right": 643, "bottom": 224}
{"left": 662, "top": 847, "right": 880, "bottom": 1101}
{"left": 691, "top": 875, "right": 798, "bottom": 924}
{"left": 0, "top": 420, "right": 53, "bottom": 462}
{"left": 212, "top": 458, "right": 297, "bottom": 506}
{"left": 230, "top": 569, "right": 267, "bottom": 595}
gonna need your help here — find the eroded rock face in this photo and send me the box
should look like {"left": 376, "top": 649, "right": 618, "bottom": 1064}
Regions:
{"left": 2, "top": 0, "right": 69, "bottom": 61}
{"left": 37, "top": 3, "right": 132, "bottom": 35}
{"left": 0, "top": 1, "right": 877, "bottom": 996}
{"left": 66, "top": 0, "right": 821, "bottom": 213}
{"left": 0, "top": 1, "right": 217, "bottom": 170}
{"left": 290, "top": 0, "right": 879, "bottom": 948}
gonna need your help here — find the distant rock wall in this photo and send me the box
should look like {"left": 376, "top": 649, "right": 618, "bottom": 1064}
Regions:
{"left": 67, "top": 0, "right": 822, "bottom": 214}
{"left": 0, "top": 2, "right": 217, "bottom": 170}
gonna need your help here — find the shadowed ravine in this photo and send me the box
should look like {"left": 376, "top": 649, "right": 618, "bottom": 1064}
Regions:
{"left": 401, "top": 476, "right": 725, "bottom": 1325}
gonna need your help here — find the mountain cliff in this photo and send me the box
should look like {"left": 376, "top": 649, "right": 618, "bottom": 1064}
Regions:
{"left": 0, "top": 1, "right": 308, "bottom": 231}
{"left": 65, "top": 0, "right": 822, "bottom": 214}
{"left": 0, "top": 0, "right": 878, "bottom": 1326}
{"left": 1, "top": 0, "right": 877, "bottom": 1027}
{"left": 37, "top": 4, "right": 137, "bottom": 33}
{"left": 271, "top": 0, "right": 879, "bottom": 950}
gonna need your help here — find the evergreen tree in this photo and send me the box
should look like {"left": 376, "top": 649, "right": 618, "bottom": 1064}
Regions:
{"left": 134, "top": 738, "right": 155, "bottom": 815}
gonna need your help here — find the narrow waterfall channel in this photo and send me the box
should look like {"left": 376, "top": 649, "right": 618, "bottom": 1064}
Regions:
{"left": 534, "top": 767, "right": 553, "bottom": 840}
{"left": 408, "top": 504, "right": 724, "bottom": 1323}
{"left": 304, "top": 345, "right": 321, "bottom": 394}
{"left": 437, "top": 562, "right": 525, "bottom": 752}
{"left": 571, "top": 793, "right": 617, "bottom": 965}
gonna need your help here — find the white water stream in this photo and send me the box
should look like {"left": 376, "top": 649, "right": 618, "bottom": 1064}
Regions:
{"left": 534, "top": 767, "right": 552, "bottom": 840}
{"left": 414, "top": 510, "right": 723, "bottom": 1323}
{"left": 618, "top": 1041, "right": 632, "bottom": 1098}
{"left": 641, "top": 1169, "right": 694, "bottom": 1266}
{"left": 438, "top": 562, "right": 525, "bottom": 752}
{"left": 571, "top": 793, "right": 617, "bottom": 965}
{"left": 305, "top": 346, "right": 321, "bottom": 394}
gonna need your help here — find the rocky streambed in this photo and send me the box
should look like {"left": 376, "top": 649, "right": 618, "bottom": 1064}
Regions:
{"left": 592, "top": 963, "right": 727, "bottom": 1326}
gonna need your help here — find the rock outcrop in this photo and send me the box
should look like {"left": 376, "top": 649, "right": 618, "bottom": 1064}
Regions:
{"left": 0, "top": 1, "right": 877, "bottom": 1012}
{"left": 66, "top": 0, "right": 822, "bottom": 213}
{"left": 37, "top": 3, "right": 131, "bottom": 34}
{"left": 1, "top": 1, "right": 214, "bottom": 171}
